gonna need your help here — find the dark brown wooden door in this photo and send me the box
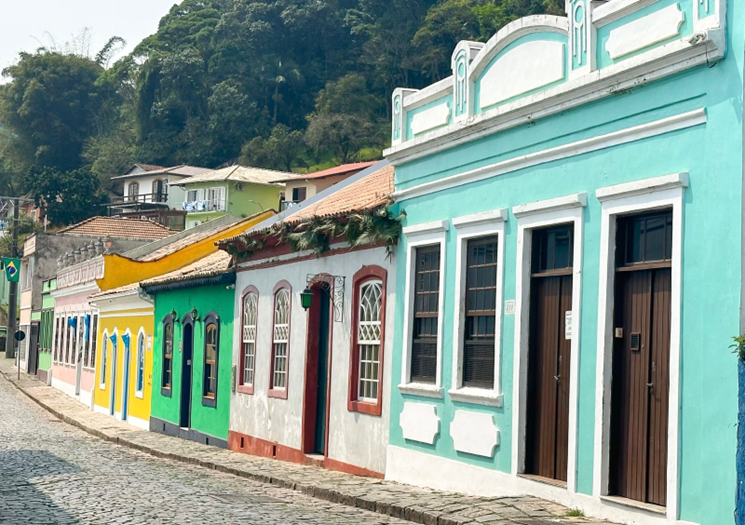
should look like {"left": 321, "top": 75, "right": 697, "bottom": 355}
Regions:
{"left": 525, "top": 224, "right": 574, "bottom": 483}
{"left": 610, "top": 210, "right": 673, "bottom": 507}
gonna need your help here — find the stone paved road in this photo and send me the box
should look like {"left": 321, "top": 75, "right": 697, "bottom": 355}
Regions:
{"left": 0, "top": 377, "right": 413, "bottom": 525}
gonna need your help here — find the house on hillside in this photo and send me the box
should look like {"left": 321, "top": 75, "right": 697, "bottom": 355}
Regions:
{"left": 108, "top": 164, "right": 212, "bottom": 230}
{"left": 219, "top": 161, "right": 396, "bottom": 477}
{"left": 19, "top": 217, "right": 175, "bottom": 382}
{"left": 384, "top": 1, "right": 735, "bottom": 524}
{"left": 174, "top": 165, "right": 287, "bottom": 229}
{"left": 278, "top": 162, "right": 376, "bottom": 209}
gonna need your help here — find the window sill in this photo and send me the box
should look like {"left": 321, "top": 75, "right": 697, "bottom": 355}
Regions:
{"left": 161, "top": 387, "right": 172, "bottom": 398}
{"left": 398, "top": 383, "right": 444, "bottom": 399}
{"left": 202, "top": 395, "right": 217, "bottom": 408}
{"left": 348, "top": 400, "right": 382, "bottom": 416}
{"left": 135, "top": 391, "right": 144, "bottom": 400}
{"left": 448, "top": 387, "right": 503, "bottom": 407}
{"left": 268, "top": 388, "right": 288, "bottom": 400}
{"left": 237, "top": 384, "right": 254, "bottom": 395}
{"left": 99, "top": 383, "right": 106, "bottom": 391}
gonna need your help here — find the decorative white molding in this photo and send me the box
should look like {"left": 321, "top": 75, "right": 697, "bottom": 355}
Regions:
{"left": 403, "top": 77, "right": 453, "bottom": 109}
{"left": 595, "top": 172, "right": 689, "bottom": 201}
{"left": 400, "top": 402, "right": 440, "bottom": 444}
{"left": 605, "top": 4, "right": 685, "bottom": 60}
{"left": 450, "top": 411, "right": 500, "bottom": 457}
{"left": 402, "top": 220, "right": 450, "bottom": 236}
{"left": 452, "top": 208, "right": 508, "bottom": 228}
{"left": 469, "top": 16, "right": 569, "bottom": 80}
{"left": 398, "top": 383, "right": 445, "bottom": 399}
{"left": 448, "top": 388, "right": 503, "bottom": 407}
{"left": 513, "top": 192, "right": 587, "bottom": 218}
{"left": 410, "top": 103, "right": 452, "bottom": 136}
{"left": 386, "top": 34, "right": 721, "bottom": 165}
{"left": 479, "top": 41, "right": 565, "bottom": 109}
{"left": 393, "top": 109, "right": 705, "bottom": 201}
{"left": 593, "top": 0, "right": 661, "bottom": 27}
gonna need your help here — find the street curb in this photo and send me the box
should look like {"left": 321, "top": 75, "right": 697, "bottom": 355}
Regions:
{"left": 0, "top": 367, "right": 463, "bottom": 525}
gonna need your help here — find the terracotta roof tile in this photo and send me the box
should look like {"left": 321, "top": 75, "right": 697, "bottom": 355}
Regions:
{"left": 58, "top": 217, "right": 175, "bottom": 240}
{"left": 284, "top": 165, "right": 394, "bottom": 223}
{"left": 140, "top": 251, "right": 232, "bottom": 287}
{"left": 176, "top": 165, "right": 289, "bottom": 186}
{"left": 134, "top": 163, "right": 166, "bottom": 172}
{"left": 275, "top": 161, "right": 377, "bottom": 183}
{"left": 90, "top": 281, "right": 141, "bottom": 299}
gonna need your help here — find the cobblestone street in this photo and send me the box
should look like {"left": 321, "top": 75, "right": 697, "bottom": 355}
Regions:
{"left": 0, "top": 374, "right": 412, "bottom": 525}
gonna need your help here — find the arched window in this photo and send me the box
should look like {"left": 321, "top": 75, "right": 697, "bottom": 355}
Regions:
{"left": 128, "top": 182, "right": 140, "bottom": 201}
{"left": 100, "top": 330, "right": 109, "bottom": 388}
{"left": 152, "top": 179, "right": 167, "bottom": 203}
{"left": 135, "top": 331, "right": 145, "bottom": 396}
{"left": 349, "top": 266, "right": 387, "bottom": 416}
{"left": 239, "top": 288, "right": 259, "bottom": 394}
{"left": 162, "top": 315, "right": 174, "bottom": 392}
{"left": 269, "top": 284, "right": 291, "bottom": 398}
{"left": 202, "top": 312, "right": 220, "bottom": 407}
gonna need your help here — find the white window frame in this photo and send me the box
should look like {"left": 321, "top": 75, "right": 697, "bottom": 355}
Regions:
{"left": 208, "top": 186, "right": 226, "bottom": 211}
{"left": 100, "top": 329, "right": 109, "bottom": 389}
{"left": 242, "top": 292, "right": 258, "bottom": 387}
{"left": 187, "top": 188, "right": 204, "bottom": 202}
{"left": 135, "top": 327, "right": 146, "bottom": 399}
{"left": 399, "top": 220, "right": 448, "bottom": 399}
{"left": 356, "top": 278, "right": 384, "bottom": 402}
{"left": 592, "top": 173, "right": 686, "bottom": 521}
{"left": 511, "top": 193, "right": 586, "bottom": 494}
{"left": 271, "top": 288, "right": 291, "bottom": 391}
{"left": 449, "top": 209, "right": 507, "bottom": 407}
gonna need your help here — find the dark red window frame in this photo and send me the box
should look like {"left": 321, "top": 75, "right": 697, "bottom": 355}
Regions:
{"left": 348, "top": 266, "right": 387, "bottom": 416}
{"left": 268, "top": 280, "right": 292, "bottom": 400}
{"left": 238, "top": 285, "right": 259, "bottom": 395}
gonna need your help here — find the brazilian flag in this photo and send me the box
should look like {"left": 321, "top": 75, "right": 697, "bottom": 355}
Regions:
{"left": 3, "top": 258, "right": 20, "bottom": 283}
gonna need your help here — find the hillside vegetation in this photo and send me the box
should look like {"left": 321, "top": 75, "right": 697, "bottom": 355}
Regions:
{"left": 0, "top": 0, "right": 562, "bottom": 225}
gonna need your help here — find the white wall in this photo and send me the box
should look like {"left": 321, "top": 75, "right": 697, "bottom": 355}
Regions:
{"left": 230, "top": 246, "right": 395, "bottom": 474}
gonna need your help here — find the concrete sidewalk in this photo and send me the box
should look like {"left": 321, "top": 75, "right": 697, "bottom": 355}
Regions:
{"left": 0, "top": 357, "right": 607, "bottom": 525}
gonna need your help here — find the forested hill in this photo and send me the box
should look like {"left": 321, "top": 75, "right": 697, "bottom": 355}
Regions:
{"left": 0, "top": 0, "right": 562, "bottom": 226}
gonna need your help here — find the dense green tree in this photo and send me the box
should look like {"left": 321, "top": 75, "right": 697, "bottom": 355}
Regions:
{"left": 23, "top": 166, "right": 107, "bottom": 226}
{"left": 240, "top": 124, "right": 305, "bottom": 172}
{"left": 0, "top": 52, "right": 111, "bottom": 172}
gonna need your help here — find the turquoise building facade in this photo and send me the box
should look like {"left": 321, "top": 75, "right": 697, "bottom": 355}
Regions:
{"left": 385, "top": 1, "right": 741, "bottom": 524}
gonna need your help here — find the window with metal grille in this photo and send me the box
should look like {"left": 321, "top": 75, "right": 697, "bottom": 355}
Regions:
{"left": 358, "top": 280, "right": 383, "bottom": 400}
{"left": 162, "top": 318, "right": 174, "bottom": 389}
{"left": 271, "top": 287, "right": 291, "bottom": 392}
{"left": 463, "top": 236, "right": 498, "bottom": 389}
{"left": 241, "top": 291, "right": 258, "bottom": 389}
{"left": 136, "top": 333, "right": 145, "bottom": 394}
{"left": 532, "top": 225, "right": 574, "bottom": 274}
{"left": 100, "top": 332, "right": 108, "bottom": 386}
{"left": 53, "top": 316, "right": 61, "bottom": 362}
{"left": 203, "top": 318, "right": 219, "bottom": 400}
{"left": 89, "top": 314, "right": 98, "bottom": 370}
{"left": 616, "top": 210, "right": 673, "bottom": 268}
{"left": 411, "top": 245, "right": 441, "bottom": 384}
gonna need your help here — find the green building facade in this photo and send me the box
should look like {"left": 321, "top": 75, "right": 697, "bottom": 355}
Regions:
{"left": 145, "top": 273, "right": 236, "bottom": 448}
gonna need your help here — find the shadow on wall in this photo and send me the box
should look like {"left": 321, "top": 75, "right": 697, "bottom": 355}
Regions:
{"left": 0, "top": 449, "right": 82, "bottom": 524}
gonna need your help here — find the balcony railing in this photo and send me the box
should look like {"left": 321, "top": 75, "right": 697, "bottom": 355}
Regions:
{"left": 109, "top": 193, "right": 169, "bottom": 206}
{"left": 282, "top": 200, "right": 303, "bottom": 210}
{"left": 181, "top": 200, "right": 227, "bottom": 212}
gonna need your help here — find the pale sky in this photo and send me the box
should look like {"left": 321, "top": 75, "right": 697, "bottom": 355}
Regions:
{"left": 0, "top": 0, "right": 182, "bottom": 78}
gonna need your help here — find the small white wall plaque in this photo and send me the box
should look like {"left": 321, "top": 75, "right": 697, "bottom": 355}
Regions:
{"left": 505, "top": 300, "right": 516, "bottom": 316}
{"left": 565, "top": 310, "right": 573, "bottom": 340}
{"left": 400, "top": 402, "right": 440, "bottom": 444}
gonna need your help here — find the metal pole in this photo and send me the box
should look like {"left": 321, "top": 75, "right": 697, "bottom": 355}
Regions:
{"left": 5, "top": 201, "right": 19, "bottom": 359}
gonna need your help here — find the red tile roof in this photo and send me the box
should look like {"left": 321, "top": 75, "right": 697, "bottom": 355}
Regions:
{"left": 140, "top": 251, "right": 232, "bottom": 287}
{"left": 58, "top": 216, "right": 175, "bottom": 240}
{"left": 275, "top": 162, "right": 377, "bottom": 183}
{"left": 133, "top": 163, "right": 166, "bottom": 172}
{"left": 284, "top": 165, "right": 394, "bottom": 224}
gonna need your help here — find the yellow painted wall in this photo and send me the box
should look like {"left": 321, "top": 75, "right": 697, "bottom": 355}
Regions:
{"left": 96, "top": 210, "right": 274, "bottom": 291}
{"left": 94, "top": 308, "right": 154, "bottom": 426}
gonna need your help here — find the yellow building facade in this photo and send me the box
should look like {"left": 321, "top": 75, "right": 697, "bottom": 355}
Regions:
{"left": 87, "top": 212, "right": 274, "bottom": 428}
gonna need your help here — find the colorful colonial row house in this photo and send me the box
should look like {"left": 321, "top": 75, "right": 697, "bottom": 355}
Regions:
{"left": 219, "top": 162, "right": 396, "bottom": 477}
{"left": 384, "top": 1, "right": 737, "bottom": 524}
